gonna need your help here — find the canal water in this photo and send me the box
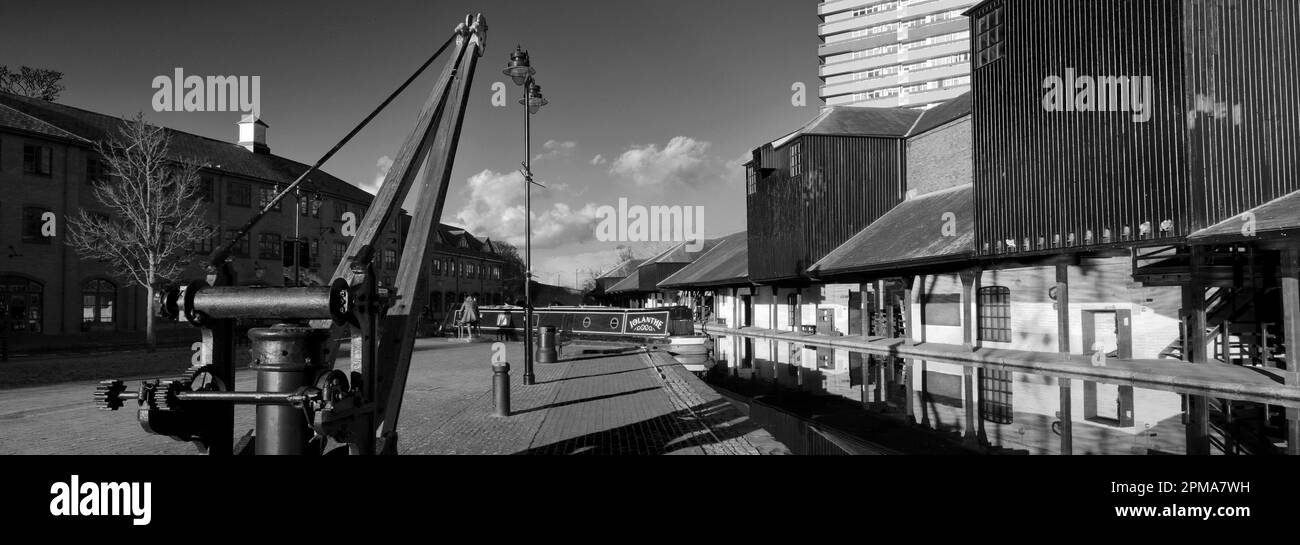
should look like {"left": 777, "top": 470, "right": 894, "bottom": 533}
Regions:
{"left": 704, "top": 333, "right": 1289, "bottom": 455}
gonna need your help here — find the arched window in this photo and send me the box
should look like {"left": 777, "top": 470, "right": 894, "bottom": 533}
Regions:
{"left": 82, "top": 279, "right": 116, "bottom": 325}
{"left": 0, "top": 275, "right": 44, "bottom": 332}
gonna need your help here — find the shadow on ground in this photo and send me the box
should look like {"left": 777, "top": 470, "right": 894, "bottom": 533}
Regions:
{"left": 518, "top": 397, "right": 765, "bottom": 455}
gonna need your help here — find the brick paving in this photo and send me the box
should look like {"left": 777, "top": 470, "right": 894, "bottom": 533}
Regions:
{"left": 408, "top": 344, "right": 774, "bottom": 455}
{"left": 0, "top": 338, "right": 781, "bottom": 455}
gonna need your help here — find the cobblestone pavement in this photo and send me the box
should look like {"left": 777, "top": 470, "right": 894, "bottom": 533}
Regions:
{"left": 0, "top": 338, "right": 781, "bottom": 455}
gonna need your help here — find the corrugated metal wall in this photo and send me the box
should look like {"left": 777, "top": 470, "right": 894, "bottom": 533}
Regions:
{"left": 971, "top": 0, "right": 1300, "bottom": 255}
{"left": 1185, "top": 0, "right": 1300, "bottom": 229}
{"left": 971, "top": 0, "right": 1192, "bottom": 255}
{"left": 747, "top": 136, "right": 905, "bottom": 282}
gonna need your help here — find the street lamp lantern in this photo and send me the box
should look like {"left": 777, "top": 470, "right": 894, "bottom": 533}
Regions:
{"left": 521, "top": 83, "right": 548, "bottom": 114}
{"left": 503, "top": 46, "right": 535, "bottom": 86}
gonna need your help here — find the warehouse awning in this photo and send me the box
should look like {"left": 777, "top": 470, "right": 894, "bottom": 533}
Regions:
{"left": 605, "top": 269, "right": 643, "bottom": 294}
{"left": 658, "top": 231, "right": 749, "bottom": 289}
{"left": 1187, "top": 189, "right": 1300, "bottom": 244}
{"left": 808, "top": 184, "right": 975, "bottom": 278}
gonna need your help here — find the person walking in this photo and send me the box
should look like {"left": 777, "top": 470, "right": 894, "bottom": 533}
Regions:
{"left": 458, "top": 294, "right": 481, "bottom": 339}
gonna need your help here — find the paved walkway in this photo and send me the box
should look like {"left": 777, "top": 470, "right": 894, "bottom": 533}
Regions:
{"left": 0, "top": 338, "right": 783, "bottom": 455}
{"left": 403, "top": 342, "right": 776, "bottom": 454}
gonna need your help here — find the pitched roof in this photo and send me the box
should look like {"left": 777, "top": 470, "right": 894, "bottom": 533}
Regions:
{"left": 598, "top": 259, "right": 643, "bottom": 280}
{"left": 1188, "top": 189, "right": 1300, "bottom": 244}
{"left": 772, "top": 105, "right": 925, "bottom": 148}
{"left": 809, "top": 185, "right": 975, "bottom": 277}
{"left": 605, "top": 268, "right": 642, "bottom": 293}
{"left": 657, "top": 231, "right": 750, "bottom": 289}
{"left": 646, "top": 238, "right": 724, "bottom": 265}
{"left": 907, "top": 91, "right": 972, "bottom": 137}
{"left": 0, "top": 92, "right": 373, "bottom": 205}
{"left": 433, "top": 223, "right": 500, "bottom": 258}
{"left": 0, "top": 102, "right": 85, "bottom": 142}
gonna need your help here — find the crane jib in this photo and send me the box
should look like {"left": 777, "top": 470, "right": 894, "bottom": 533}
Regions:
{"left": 95, "top": 14, "right": 490, "bottom": 456}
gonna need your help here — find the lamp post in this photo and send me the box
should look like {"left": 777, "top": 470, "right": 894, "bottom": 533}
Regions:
{"left": 504, "top": 45, "right": 548, "bottom": 386}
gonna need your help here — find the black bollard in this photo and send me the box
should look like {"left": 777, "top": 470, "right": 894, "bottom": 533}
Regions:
{"left": 536, "top": 326, "right": 559, "bottom": 363}
{"left": 493, "top": 361, "right": 511, "bottom": 417}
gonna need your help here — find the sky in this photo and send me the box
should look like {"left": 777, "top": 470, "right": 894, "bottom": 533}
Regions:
{"left": 1, "top": 0, "right": 821, "bottom": 288}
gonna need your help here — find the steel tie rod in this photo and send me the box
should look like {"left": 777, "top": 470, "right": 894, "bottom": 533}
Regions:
{"left": 210, "top": 34, "right": 458, "bottom": 268}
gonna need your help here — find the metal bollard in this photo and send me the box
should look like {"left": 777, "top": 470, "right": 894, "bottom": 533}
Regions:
{"left": 492, "top": 361, "right": 511, "bottom": 417}
{"left": 536, "top": 326, "right": 559, "bottom": 363}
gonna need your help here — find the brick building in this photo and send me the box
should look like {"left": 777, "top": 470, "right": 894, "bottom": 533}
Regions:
{"left": 0, "top": 91, "right": 503, "bottom": 337}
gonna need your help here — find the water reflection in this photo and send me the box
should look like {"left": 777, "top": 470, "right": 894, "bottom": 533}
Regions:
{"left": 704, "top": 333, "right": 1286, "bottom": 455}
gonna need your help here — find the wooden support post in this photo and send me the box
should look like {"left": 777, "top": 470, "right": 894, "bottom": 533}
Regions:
{"left": 1183, "top": 247, "right": 1211, "bottom": 455}
{"left": 962, "top": 267, "right": 984, "bottom": 445}
{"left": 1056, "top": 263, "right": 1072, "bottom": 455}
{"left": 963, "top": 365, "right": 979, "bottom": 447}
{"left": 1281, "top": 247, "right": 1300, "bottom": 454}
{"left": 903, "top": 276, "right": 917, "bottom": 424}
{"left": 960, "top": 268, "right": 978, "bottom": 349}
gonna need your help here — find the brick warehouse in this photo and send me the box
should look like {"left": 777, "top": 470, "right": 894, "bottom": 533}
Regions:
{"left": 670, "top": 0, "right": 1300, "bottom": 455}
{"left": 0, "top": 91, "right": 504, "bottom": 337}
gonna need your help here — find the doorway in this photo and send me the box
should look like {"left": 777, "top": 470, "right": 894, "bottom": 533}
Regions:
{"left": 1082, "top": 309, "right": 1135, "bottom": 426}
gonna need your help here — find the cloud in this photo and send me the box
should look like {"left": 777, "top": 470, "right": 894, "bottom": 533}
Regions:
{"left": 589, "top": 154, "right": 607, "bottom": 165}
{"left": 453, "top": 169, "right": 601, "bottom": 249}
{"left": 609, "top": 136, "right": 714, "bottom": 187}
{"left": 725, "top": 150, "right": 752, "bottom": 173}
{"left": 365, "top": 155, "right": 393, "bottom": 194}
{"left": 534, "top": 248, "right": 632, "bottom": 290}
{"left": 532, "top": 139, "right": 577, "bottom": 163}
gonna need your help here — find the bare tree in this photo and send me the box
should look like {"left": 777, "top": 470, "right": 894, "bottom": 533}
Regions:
{"left": 67, "top": 114, "right": 214, "bottom": 351}
{"left": 0, "top": 65, "right": 65, "bottom": 101}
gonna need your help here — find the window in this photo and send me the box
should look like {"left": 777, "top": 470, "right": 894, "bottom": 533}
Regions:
{"left": 257, "top": 186, "right": 281, "bottom": 211}
{"left": 22, "top": 206, "right": 51, "bottom": 244}
{"left": 0, "top": 275, "right": 44, "bottom": 332}
{"left": 333, "top": 241, "right": 346, "bottom": 263}
{"left": 973, "top": 4, "right": 1005, "bottom": 69}
{"left": 789, "top": 142, "right": 802, "bottom": 178}
{"left": 86, "top": 156, "right": 108, "bottom": 184}
{"left": 433, "top": 259, "right": 442, "bottom": 276}
{"left": 82, "top": 279, "right": 116, "bottom": 325}
{"left": 942, "top": 76, "right": 972, "bottom": 88}
{"left": 190, "top": 232, "right": 214, "bottom": 254}
{"left": 227, "top": 181, "right": 252, "bottom": 207}
{"left": 225, "top": 229, "right": 249, "bottom": 257}
{"left": 746, "top": 165, "right": 757, "bottom": 195}
{"left": 977, "top": 286, "right": 1011, "bottom": 343}
{"left": 258, "top": 233, "right": 281, "bottom": 259}
{"left": 309, "top": 238, "right": 319, "bottom": 259}
{"left": 196, "top": 176, "right": 214, "bottom": 201}
{"left": 23, "top": 144, "right": 52, "bottom": 176}
{"left": 383, "top": 248, "right": 397, "bottom": 270}
{"left": 299, "top": 194, "right": 322, "bottom": 218}
{"left": 980, "top": 369, "right": 1014, "bottom": 424}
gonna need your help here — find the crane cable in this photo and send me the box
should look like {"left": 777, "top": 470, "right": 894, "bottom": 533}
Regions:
{"left": 209, "top": 34, "right": 458, "bottom": 268}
